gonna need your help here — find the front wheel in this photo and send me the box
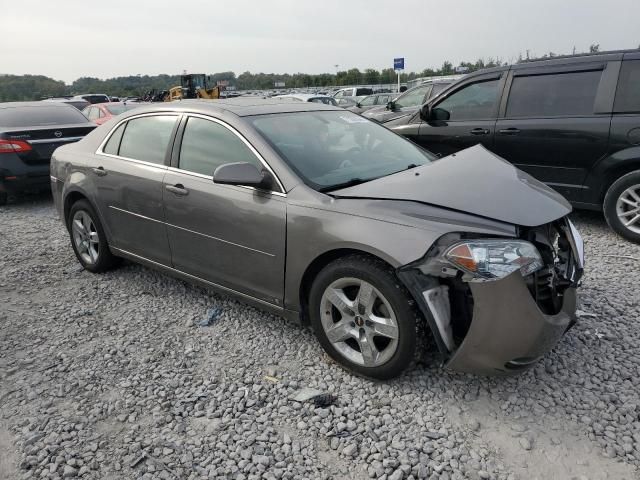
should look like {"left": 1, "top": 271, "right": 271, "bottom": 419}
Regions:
{"left": 309, "top": 255, "right": 418, "bottom": 380}
{"left": 604, "top": 171, "right": 640, "bottom": 243}
{"left": 67, "top": 200, "right": 118, "bottom": 273}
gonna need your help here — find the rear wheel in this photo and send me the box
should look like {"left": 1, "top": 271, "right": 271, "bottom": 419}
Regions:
{"left": 604, "top": 171, "right": 640, "bottom": 243}
{"left": 309, "top": 255, "right": 418, "bottom": 380}
{"left": 67, "top": 200, "right": 118, "bottom": 272}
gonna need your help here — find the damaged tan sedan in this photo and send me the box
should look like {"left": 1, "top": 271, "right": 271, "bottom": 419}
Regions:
{"left": 51, "top": 100, "right": 584, "bottom": 379}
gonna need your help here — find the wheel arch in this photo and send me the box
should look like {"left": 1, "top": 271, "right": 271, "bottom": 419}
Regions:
{"left": 298, "top": 248, "right": 399, "bottom": 325}
{"left": 589, "top": 146, "right": 640, "bottom": 204}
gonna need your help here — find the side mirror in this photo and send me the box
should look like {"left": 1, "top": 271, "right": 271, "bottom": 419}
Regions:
{"left": 386, "top": 100, "right": 395, "bottom": 111}
{"left": 419, "top": 104, "right": 431, "bottom": 121}
{"left": 431, "top": 107, "right": 450, "bottom": 121}
{"left": 213, "top": 162, "right": 273, "bottom": 190}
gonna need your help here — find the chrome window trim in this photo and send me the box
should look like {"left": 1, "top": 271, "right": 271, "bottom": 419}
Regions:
{"left": 165, "top": 166, "right": 287, "bottom": 198}
{"left": 30, "top": 136, "right": 85, "bottom": 144}
{"left": 95, "top": 111, "right": 287, "bottom": 195}
{"left": 94, "top": 112, "right": 180, "bottom": 165}
{"left": 179, "top": 113, "right": 286, "bottom": 194}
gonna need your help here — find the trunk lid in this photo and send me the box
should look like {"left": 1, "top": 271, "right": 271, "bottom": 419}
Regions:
{"left": 330, "top": 144, "right": 571, "bottom": 227}
{"left": 2, "top": 124, "right": 95, "bottom": 164}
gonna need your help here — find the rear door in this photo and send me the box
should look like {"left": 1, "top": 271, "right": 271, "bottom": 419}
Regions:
{"left": 93, "top": 114, "right": 178, "bottom": 264}
{"left": 416, "top": 73, "right": 505, "bottom": 156}
{"left": 493, "top": 62, "right": 613, "bottom": 202}
{"left": 163, "top": 115, "right": 287, "bottom": 305}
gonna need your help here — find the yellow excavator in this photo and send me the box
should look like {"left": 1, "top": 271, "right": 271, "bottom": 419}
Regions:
{"left": 166, "top": 74, "right": 223, "bottom": 101}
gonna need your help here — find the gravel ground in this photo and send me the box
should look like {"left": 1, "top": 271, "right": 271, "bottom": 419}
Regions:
{"left": 1, "top": 193, "right": 639, "bottom": 480}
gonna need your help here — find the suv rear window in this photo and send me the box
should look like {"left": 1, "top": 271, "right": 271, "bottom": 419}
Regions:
{"left": 355, "top": 88, "right": 374, "bottom": 96}
{"left": 614, "top": 60, "right": 640, "bottom": 113}
{"left": 0, "top": 105, "right": 89, "bottom": 127}
{"left": 506, "top": 70, "right": 602, "bottom": 117}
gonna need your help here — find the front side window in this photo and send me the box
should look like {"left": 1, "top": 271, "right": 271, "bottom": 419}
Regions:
{"left": 359, "top": 96, "right": 376, "bottom": 106}
{"left": 249, "top": 111, "right": 433, "bottom": 191}
{"left": 118, "top": 115, "right": 176, "bottom": 164}
{"left": 395, "top": 85, "right": 430, "bottom": 108}
{"left": 435, "top": 79, "right": 500, "bottom": 120}
{"left": 614, "top": 60, "right": 640, "bottom": 113}
{"left": 429, "top": 83, "right": 450, "bottom": 99}
{"left": 506, "top": 70, "right": 602, "bottom": 117}
{"left": 179, "top": 117, "right": 262, "bottom": 177}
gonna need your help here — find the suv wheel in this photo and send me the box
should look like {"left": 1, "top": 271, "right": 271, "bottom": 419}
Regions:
{"left": 67, "top": 200, "right": 118, "bottom": 272}
{"left": 309, "top": 255, "right": 418, "bottom": 380}
{"left": 604, "top": 171, "right": 640, "bottom": 243}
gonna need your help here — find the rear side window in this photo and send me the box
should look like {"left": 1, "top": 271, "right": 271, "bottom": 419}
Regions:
{"left": 506, "top": 70, "right": 602, "bottom": 117}
{"left": 0, "top": 105, "right": 89, "bottom": 127}
{"left": 179, "top": 117, "right": 262, "bottom": 176}
{"left": 614, "top": 60, "right": 640, "bottom": 113}
{"left": 118, "top": 116, "right": 176, "bottom": 164}
{"left": 103, "top": 122, "right": 126, "bottom": 155}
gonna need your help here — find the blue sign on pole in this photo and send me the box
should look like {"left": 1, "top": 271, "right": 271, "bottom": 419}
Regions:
{"left": 394, "top": 57, "right": 404, "bottom": 70}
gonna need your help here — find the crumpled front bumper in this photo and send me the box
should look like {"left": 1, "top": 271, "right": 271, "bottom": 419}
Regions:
{"left": 445, "top": 271, "right": 576, "bottom": 374}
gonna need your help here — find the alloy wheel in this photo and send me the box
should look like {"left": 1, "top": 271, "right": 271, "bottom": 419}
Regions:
{"left": 71, "top": 210, "right": 100, "bottom": 265}
{"left": 320, "top": 277, "right": 399, "bottom": 367}
{"left": 616, "top": 185, "right": 640, "bottom": 235}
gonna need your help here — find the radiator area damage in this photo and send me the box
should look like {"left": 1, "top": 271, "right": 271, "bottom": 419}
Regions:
{"left": 399, "top": 220, "right": 583, "bottom": 374}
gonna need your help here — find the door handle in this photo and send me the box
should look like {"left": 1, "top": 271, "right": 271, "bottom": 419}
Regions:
{"left": 498, "top": 128, "right": 521, "bottom": 135}
{"left": 470, "top": 128, "right": 490, "bottom": 135}
{"left": 92, "top": 166, "right": 107, "bottom": 176}
{"left": 165, "top": 184, "right": 189, "bottom": 196}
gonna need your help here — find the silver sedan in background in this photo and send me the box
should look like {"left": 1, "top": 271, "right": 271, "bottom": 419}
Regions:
{"left": 50, "top": 99, "right": 583, "bottom": 379}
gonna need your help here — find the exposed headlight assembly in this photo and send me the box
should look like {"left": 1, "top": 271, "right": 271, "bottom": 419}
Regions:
{"left": 444, "top": 239, "right": 543, "bottom": 281}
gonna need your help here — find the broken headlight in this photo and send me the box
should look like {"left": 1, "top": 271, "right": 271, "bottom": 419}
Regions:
{"left": 444, "top": 239, "right": 543, "bottom": 281}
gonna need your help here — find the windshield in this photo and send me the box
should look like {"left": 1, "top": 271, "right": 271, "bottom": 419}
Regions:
{"left": 249, "top": 111, "right": 433, "bottom": 191}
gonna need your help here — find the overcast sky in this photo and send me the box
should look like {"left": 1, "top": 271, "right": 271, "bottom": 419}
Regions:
{"left": 2, "top": 0, "right": 639, "bottom": 83}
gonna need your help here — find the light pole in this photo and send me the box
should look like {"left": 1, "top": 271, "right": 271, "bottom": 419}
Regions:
{"left": 334, "top": 64, "right": 339, "bottom": 86}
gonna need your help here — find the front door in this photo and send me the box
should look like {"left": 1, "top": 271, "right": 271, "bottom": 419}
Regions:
{"left": 93, "top": 114, "right": 178, "bottom": 264}
{"left": 416, "top": 74, "right": 504, "bottom": 156}
{"left": 163, "top": 115, "right": 287, "bottom": 305}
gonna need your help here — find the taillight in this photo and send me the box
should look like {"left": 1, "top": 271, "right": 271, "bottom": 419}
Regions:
{"left": 0, "top": 139, "right": 32, "bottom": 154}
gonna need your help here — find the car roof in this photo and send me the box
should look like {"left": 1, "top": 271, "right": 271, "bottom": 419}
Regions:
{"left": 119, "top": 98, "right": 341, "bottom": 117}
{"left": 277, "top": 94, "right": 334, "bottom": 100}
{"left": 0, "top": 101, "right": 76, "bottom": 109}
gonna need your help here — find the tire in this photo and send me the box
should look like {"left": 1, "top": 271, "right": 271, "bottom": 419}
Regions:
{"left": 0, "top": 192, "right": 7, "bottom": 206}
{"left": 603, "top": 170, "right": 640, "bottom": 243}
{"left": 67, "top": 199, "right": 118, "bottom": 273}
{"left": 309, "top": 255, "right": 419, "bottom": 380}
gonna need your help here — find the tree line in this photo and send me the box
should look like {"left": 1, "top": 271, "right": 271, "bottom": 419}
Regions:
{"left": 0, "top": 58, "right": 503, "bottom": 101}
{"left": 0, "top": 45, "right": 627, "bottom": 101}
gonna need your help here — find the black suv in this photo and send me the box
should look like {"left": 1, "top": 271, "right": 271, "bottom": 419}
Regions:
{"left": 388, "top": 50, "right": 640, "bottom": 242}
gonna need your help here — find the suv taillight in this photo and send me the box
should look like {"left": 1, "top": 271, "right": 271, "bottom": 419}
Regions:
{"left": 0, "top": 139, "right": 33, "bottom": 154}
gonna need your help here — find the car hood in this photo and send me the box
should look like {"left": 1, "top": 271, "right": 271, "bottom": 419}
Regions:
{"left": 330, "top": 144, "right": 572, "bottom": 227}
